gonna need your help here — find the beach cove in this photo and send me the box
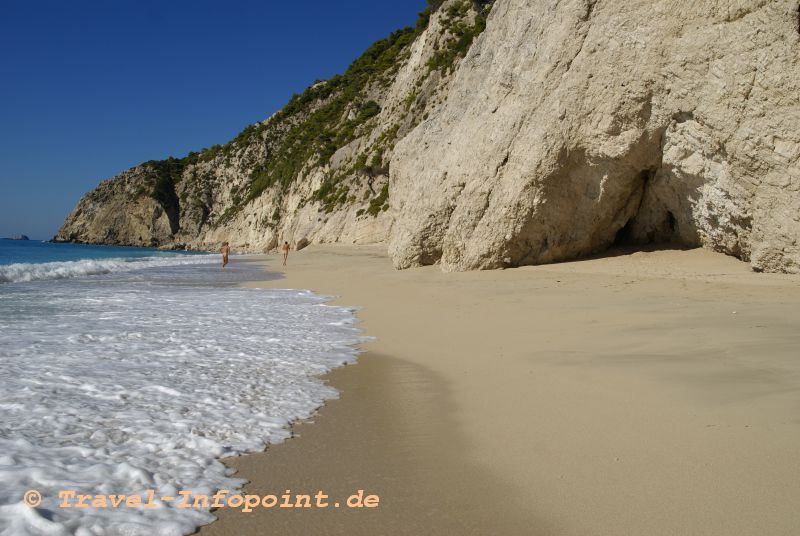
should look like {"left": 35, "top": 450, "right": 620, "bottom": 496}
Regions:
{"left": 202, "top": 245, "right": 800, "bottom": 535}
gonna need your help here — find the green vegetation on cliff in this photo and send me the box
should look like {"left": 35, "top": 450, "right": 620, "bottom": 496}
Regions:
{"left": 427, "top": 1, "right": 493, "bottom": 74}
{"left": 124, "top": 0, "right": 493, "bottom": 228}
{"left": 244, "top": 26, "right": 414, "bottom": 205}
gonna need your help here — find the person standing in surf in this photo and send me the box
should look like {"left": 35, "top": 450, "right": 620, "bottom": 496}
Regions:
{"left": 281, "top": 241, "right": 289, "bottom": 266}
{"left": 221, "top": 242, "right": 230, "bottom": 269}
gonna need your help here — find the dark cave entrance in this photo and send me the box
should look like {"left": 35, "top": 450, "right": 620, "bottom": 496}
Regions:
{"left": 611, "top": 166, "right": 677, "bottom": 250}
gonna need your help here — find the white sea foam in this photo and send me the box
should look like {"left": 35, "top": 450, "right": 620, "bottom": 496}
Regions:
{"left": 0, "top": 269, "right": 364, "bottom": 535}
{"left": 0, "top": 255, "right": 218, "bottom": 284}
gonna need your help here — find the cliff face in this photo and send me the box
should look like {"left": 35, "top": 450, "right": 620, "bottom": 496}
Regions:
{"left": 389, "top": 0, "right": 800, "bottom": 273}
{"left": 58, "top": 0, "right": 800, "bottom": 273}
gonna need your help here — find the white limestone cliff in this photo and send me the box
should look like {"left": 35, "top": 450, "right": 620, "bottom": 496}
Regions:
{"left": 389, "top": 0, "right": 800, "bottom": 273}
{"left": 58, "top": 0, "right": 800, "bottom": 273}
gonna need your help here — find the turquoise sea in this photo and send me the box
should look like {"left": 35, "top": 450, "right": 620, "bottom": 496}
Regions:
{"left": 0, "top": 239, "right": 203, "bottom": 267}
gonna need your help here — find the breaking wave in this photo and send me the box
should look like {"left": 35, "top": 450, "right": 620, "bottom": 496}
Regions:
{"left": 0, "top": 255, "right": 217, "bottom": 284}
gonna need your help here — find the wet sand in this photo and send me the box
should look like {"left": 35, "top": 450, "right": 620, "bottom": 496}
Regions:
{"left": 200, "top": 245, "right": 800, "bottom": 535}
{"left": 201, "top": 352, "right": 540, "bottom": 535}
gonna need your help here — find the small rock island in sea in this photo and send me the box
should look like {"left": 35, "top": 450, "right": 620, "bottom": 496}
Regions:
{"left": 2, "top": 235, "right": 30, "bottom": 241}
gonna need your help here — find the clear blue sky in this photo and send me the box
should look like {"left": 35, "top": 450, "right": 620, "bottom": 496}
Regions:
{"left": 0, "top": 0, "right": 427, "bottom": 239}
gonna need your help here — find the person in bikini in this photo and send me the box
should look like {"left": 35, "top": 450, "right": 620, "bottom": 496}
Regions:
{"left": 281, "top": 241, "right": 289, "bottom": 266}
{"left": 221, "top": 242, "right": 230, "bottom": 269}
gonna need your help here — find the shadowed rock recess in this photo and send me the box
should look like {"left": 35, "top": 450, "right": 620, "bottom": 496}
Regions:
{"left": 57, "top": 0, "right": 800, "bottom": 273}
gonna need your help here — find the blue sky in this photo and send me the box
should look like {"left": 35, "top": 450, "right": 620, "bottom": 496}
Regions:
{"left": 0, "top": 0, "right": 427, "bottom": 239}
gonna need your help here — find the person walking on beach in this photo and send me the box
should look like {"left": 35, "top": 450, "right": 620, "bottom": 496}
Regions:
{"left": 221, "top": 242, "right": 230, "bottom": 269}
{"left": 281, "top": 241, "right": 290, "bottom": 266}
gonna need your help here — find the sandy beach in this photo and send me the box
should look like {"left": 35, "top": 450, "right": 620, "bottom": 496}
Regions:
{"left": 201, "top": 245, "right": 800, "bottom": 536}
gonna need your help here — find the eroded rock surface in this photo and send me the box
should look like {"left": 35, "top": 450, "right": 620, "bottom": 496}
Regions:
{"left": 389, "top": 0, "right": 800, "bottom": 272}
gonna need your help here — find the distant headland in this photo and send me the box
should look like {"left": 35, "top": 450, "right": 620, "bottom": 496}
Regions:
{"left": 2, "top": 235, "right": 30, "bottom": 241}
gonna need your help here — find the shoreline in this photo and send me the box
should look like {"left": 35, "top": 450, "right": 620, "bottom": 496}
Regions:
{"left": 203, "top": 250, "right": 538, "bottom": 534}
{"left": 200, "top": 352, "right": 539, "bottom": 535}
{"left": 202, "top": 244, "right": 800, "bottom": 535}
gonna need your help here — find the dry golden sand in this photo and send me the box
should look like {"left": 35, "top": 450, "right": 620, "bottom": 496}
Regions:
{"left": 200, "top": 245, "right": 800, "bottom": 536}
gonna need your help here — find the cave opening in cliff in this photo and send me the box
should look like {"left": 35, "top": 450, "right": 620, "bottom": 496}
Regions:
{"left": 609, "top": 164, "right": 680, "bottom": 251}
{"left": 612, "top": 220, "right": 637, "bottom": 247}
{"left": 665, "top": 211, "right": 676, "bottom": 236}
{"left": 611, "top": 168, "right": 653, "bottom": 247}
